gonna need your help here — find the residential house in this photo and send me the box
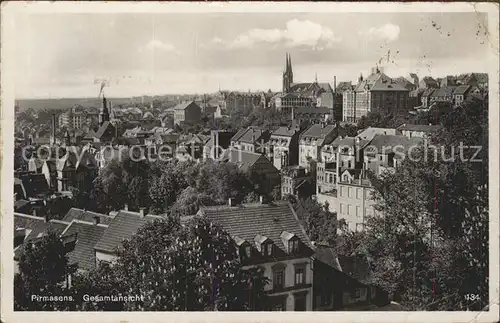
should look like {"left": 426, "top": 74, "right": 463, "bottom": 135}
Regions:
{"left": 281, "top": 165, "right": 315, "bottom": 200}
{"left": 396, "top": 124, "right": 442, "bottom": 139}
{"left": 336, "top": 170, "right": 376, "bottom": 232}
{"left": 313, "top": 245, "right": 390, "bottom": 310}
{"left": 203, "top": 130, "right": 236, "bottom": 160}
{"left": 269, "top": 124, "right": 302, "bottom": 170}
{"left": 230, "top": 127, "right": 271, "bottom": 155}
{"left": 429, "top": 86, "right": 456, "bottom": 104}
{"left": 440, "top": 75, "right": 457, "bottom": 88}
{"left": 173, "top": 101, "right": 202, "bottom": 125}
{"left": 420, "top": 89, "right": 435, "bottom": 108}
{"left": 352, "top": 68, "right": 410, "bottom": 120}
{"left": 355, "top": 127, "right": 397, "bottom": 141}
{"left": 452, "top": 85, "right": 472, "bottom": 107}
{"left": 197, "top": 200, "right": 316, "bottom": 311}
{"left": 93, "top": 207, "right": 164, "bottom": 264}
{"left": 56, "top": 147, "right": 98, "bottom": 192}
{"left": 223, "top": 148, "right": 281, "bottom": 196}
{"left": 298, "top": 123, "right": 337, "bottom": 170}
{"left": 419, "top": 76, "right": 439, "bottom": 89}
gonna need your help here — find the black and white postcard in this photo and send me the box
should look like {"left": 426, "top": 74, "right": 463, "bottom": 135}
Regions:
{"left": 1, "top": 2, "right": 498, "bottom": 323}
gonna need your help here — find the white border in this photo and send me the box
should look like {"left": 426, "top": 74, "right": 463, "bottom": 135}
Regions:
{"left": 1, "top": 2, "right": 499, "bottom": 323}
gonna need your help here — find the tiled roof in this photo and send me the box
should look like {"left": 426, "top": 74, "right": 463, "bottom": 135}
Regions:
{"left": 231, "top": 127, "right": 267, "bottom": 144}
{"left": 18, "top": 173, "right": 50, "bottom": 197}
{"left": 453, "top": 85, "right": 471, "bottom": 95}
{"left": 431, "top": 86, "right": 456, "bottom": 97}
{"left": 61, "top": 221, "right": 108, "bottom": 271}
{"left": 173, "top": 101, "right": 199, "bottom": 111}
{"left": 336, "top": 81, "right": 353, "bottom": 92}
{"left": 367, "top": 134, "right": 423, "bottom": 154}
{"left": 421, "top": 88, "right": 435, "bottom": 97}
{"left": 62, "top": 208, "right": 115, "bottom": 226}
{"left": 271, "top": 126, "right": 299, "bottom": 137}
{"left": 94, "top": 210, "right": 163, "bottom": 253}
{"left": 14, "top": 212, "right": 45, "bottom": 232}
{"left": 14, "top": 199, "right": 30, "bottom": 211}
{"left": 24, "top": 219, "right": 70, "bottom": 243}
{"left": 396, "top": 123, "right": 442, "bottom": 132}
{"left": 300, "top": 124, "right": 336, "bottom": 139}
{"left": 313, "top": 244, "right": 341, "bottom": 271}
{"left": 94, "top": 121, "right": 115, "bottom": 139}
{"left": 356, "top": 127, "right": 397, "bottom": 140}
{"left": 199, "top": 201, "right": 314, "bottom": 255}
{"left": 223, "top": 149, "right": 264, "bottom": 172}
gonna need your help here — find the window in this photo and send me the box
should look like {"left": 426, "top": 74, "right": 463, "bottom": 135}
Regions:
{"left": 289, "top": 239, "right": 299, "bottom": 253}
{"left": 340, "top": 186, "right": 344, "bottom": 197}
{"left": 273, "top": 268, "right": 285, "bottom": 290}
{"left": 348, "top": 187, "right": 353, "bottom": 198}
{"left": 266, "top": 243, "right": 273, "bottom": 256}
{"left": 295, "top": 266, "right": 305, "bottom": 285}
{"left": 245, "top": 246, "right": 251, "bottom": 258}
{"left": 356, "top": 188, "right": 361, "bottom": 199}
{"left": 379, "top": 155, "right": 383, "bottom": 161}
{"left": 321, "top": 291, "right": 332, "bottom": 306}
{"left": 356, "top": 206, "right": 361, "bottom": 217}
{"left": 347, "top": 205, "right": 352, "bottom": 215}
{"left": 340, "top": 203, "right": 344, "bottom": 214}
{"left": 354, "top": 288, "right": 361, "bottom": 298}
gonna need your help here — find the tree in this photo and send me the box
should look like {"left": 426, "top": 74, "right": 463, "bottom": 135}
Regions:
{"left": 74, "top": 217, "right": 268, "bottom": 311}
{"left": 15, "top": 232, "right": 77, "bottom": 310}
{"left": 291, "top": 197, "right": 338, "bottom": 246}
{"left": 357, "top": 96, "right": 489, "bottom": 310}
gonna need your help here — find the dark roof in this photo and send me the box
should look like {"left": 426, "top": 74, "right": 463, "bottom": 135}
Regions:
{"left": 62, "top": 208, "right": 115, "bottom": 226}
{"left": 367, "top": 134, "right": 423, "bottom": 154}
{"left": 14, "top": 213, "right": 45, "bottom": 232}
{"left": 397, "top": 124, "right": 442, "bottom": 132}
{"left": 94, "top": 210, "right": 163, "bottom": 253}
{"left": 18, "top": 173, "right": 50, "bottom": 198}
{"left": 338, "top": 255, "right": 372, "bottom": 284}
{"left": 199, "top": 201, "right": 313, "bottom": 254}
{"left": 94, "top": 121, "right": 115, "bottom": 139}
{"left": 271, "top": 126, "right": 299, "bottom": 137}
{"left": 231, "top": 127, "right": 267, "bottom": 144}
{"left": 313, "top": 244, "right": 341, "bottom": 271}
{"left": 453, "top": 85, "right": 471, "bottom": 95}
{"left": 24, "top": 219, "right": 70, "bottom": 242}
{"left": 431, "top": 86, "right": 456, "bottom": 97}
{"left": 14, "top": 200, "right": 30, "bottom": 211}
{"left": 300, "top": 124, "right": 336, "bottom": 139}
{"left": 61, "top": 221, "right": 108, "bottom": 271}
{"left": 224, "top": 149, "right": 265, "bottom": 172}
{"left": 173, "top": 101, "right": 200, "bottom": 111}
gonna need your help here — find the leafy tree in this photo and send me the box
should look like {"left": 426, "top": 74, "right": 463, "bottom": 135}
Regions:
{"left": 74, "top": 217, "right": 268, "bottom": 311}
{"left": 15, "top": 232, "right": 77, "bottom": 310}
{"left": 291, "top": 197, "right": 338, "bottom": 246}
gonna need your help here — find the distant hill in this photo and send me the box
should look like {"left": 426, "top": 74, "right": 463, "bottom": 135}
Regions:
{"left": 15, "top": 94, "right": 202, "bottom": 112}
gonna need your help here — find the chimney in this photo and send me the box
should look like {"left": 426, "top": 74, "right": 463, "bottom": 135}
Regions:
{"left": 139, "top": 208, "right": 145, "bottom": 217}
{"left": 124, "top": 203, "right": 128, "bottom": 211}
{"left": 228, "top": 198, "right": 237, "bottom": 207}
{"left": 259, "top": 195, "right": 265, "bottom": 204}
{"left": 93, "top": 216, "right": 100, "bottom": 225}
{"left": 334, "top": 76, "right": 337, "bottom": 93}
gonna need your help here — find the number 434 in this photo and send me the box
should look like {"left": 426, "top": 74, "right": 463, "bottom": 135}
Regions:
{"left": 465, "top": 294, "right": 480, "bottom": 301}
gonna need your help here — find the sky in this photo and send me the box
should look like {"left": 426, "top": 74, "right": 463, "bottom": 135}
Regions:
{"left": 14, "top": 12, "right": 493, "bottom": 98}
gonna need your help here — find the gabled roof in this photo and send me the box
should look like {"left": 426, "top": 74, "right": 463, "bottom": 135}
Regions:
{"left": 24, "top": 219, "right": 70, "bottom": 243}
{"left": 14, "top": 212, "right": 45, "bottom": 232}
{"left": 356, "top": 127, "right": 397, "bottom": 140}
{"left": 223, "top": 149, "right": 266, "bottom": 172}
{"left": 94, "top": 121, "right": 115, "bottom": 139}
{"left": 198, "top": 201, "right": 314, "bottom": 255}
{"left": 231, "top": 127, "right": 267, "bottom": 144}
{"left": 62, "top": 208, "right": 115, "bottom": 226}
{"left": 94, "top": 210, "right": 163, "bottom": 253}
{"left": 300, "top": 124, "right": 336, "bottom": 140}
{"left": 61, "top": 220, "right": 108, "bottom": 271}
{"left": 453, "top": 85, "right": 471, "bottom": 95}
{"left": 173, "top": 101, "right": 200, "bottom": 111}
{"left": 396, "top": 123, "right": 442, "bottom": 133}
{"left": 431, "top": 86, "right": 456, "bottom": 97}
{"left": 271, "top": 126, "right": 299, "bottom": 137}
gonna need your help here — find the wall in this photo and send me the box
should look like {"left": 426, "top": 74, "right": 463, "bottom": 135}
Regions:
{"left": 245, "top": 256, "right": 314, "bottom": 311}
{"left": 316, "top": 193, "right": 338, "bottom": 213}
{"left": 337, "top": 182, "right": 376, "bottom": 231}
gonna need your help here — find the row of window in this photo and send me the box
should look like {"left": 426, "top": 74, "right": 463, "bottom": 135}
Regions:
{"left": 339, "top": 186, "right": 363, "bottom": 199}
{"left": 273, "top": 264, "right": 306, "bottom": 291}
{"left": 339, "top": 203, "right": 362, "bottom": 217}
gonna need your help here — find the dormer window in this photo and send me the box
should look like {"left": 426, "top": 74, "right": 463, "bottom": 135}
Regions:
{"left": 289, "top": 239, "right": 299, "bottom": 253}
{"left": 245, "top": 246, "right": 251, "bottom": 258}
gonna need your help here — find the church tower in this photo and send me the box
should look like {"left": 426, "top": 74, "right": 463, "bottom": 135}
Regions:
{"left": 282, "top": 53, "right": 294, "bottom": 93}
{"left": 99, "top": 95, "right": 110, "bottom": 126}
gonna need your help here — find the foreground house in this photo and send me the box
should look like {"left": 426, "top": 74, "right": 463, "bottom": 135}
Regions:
{"left": 197, "top": 200, "right": 315, "bottom": 311}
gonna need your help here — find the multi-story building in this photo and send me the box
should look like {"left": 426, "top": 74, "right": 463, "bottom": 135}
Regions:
{"left": 281, "top": 165, "right": 314, "bottom": 199}
{"left": 298, "top": 123, "right": 337, "bottom": 170}
{"left": 173, "top": 101, "right": 202, "bottom": 125}
{"left": 197, "top": 200, "right": 316, "bottom": 311}
{"left": 352, "top": 68, "right": 410, "bottom": 121}
{"left": 269, "top": 124, "right": 302, "bottom": 170}
{"left": 230, "top": 127, "right": 270, "bottom": 154}
{"left": 224, "top": 148, "right": 280, "bottom": 196}
{"left": 224, "top": 91, "right": 262, "bottom": 113}
{"left": 342, "top": 84, "right": 357, "bottom": 123}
